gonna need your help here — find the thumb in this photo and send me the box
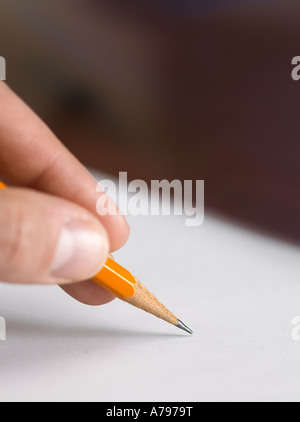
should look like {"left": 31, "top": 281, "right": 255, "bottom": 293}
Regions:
{"left": 0, "top": 188, "right": 109, "bottom": 284}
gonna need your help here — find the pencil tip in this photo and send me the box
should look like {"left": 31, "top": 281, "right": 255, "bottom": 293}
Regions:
{"left": 176, "top": 320, "right": 193, "bottom": 335}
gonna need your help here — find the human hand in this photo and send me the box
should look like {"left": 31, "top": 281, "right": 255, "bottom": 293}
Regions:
{"left": 0, "top": 82, "right": 129, "bottom": 305}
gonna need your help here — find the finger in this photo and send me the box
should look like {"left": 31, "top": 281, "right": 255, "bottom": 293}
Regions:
{"left": 60, "top": 280, "right": 115, "bottom": 306}
{"left": 0, "top": 81, "right": 129, "bottom": 252}
{"left": 59, "top": 253, "right": 116, "bottom": 305}
{"left": 0, "top": 188, "right": 114, "bottom": 306}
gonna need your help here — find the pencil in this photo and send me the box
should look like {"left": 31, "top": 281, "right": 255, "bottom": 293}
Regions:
{"left": 0, "top": 182, "right": 193, "bottom": 334}
{"left": 92, "top": 257, "right": 193, "bottom": 334}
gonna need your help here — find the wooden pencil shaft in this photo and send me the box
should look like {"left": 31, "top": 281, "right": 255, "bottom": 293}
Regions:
{"left": 124, "top": 280, "right": 178, "bottom": 326}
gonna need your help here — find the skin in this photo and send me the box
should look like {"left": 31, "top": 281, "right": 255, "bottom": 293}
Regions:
{"left": 0, "top": 81, "right": 129, "bottom": 305}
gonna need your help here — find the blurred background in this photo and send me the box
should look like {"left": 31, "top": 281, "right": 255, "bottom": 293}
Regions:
{"left": 0, "top": 0, "right": 299, "bottom": 243}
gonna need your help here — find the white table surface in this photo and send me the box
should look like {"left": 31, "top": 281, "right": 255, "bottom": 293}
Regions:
{"left": 1, "top": 171, "right": 300, "bottom": 402}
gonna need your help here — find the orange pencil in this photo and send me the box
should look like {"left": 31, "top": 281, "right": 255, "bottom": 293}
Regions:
{"left": 0, "top": 182, "right": 192, "bottom": 334}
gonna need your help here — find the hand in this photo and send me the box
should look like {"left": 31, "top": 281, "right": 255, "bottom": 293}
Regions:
{"left": 0, "top": 81, "right": 129, "bottom": 305}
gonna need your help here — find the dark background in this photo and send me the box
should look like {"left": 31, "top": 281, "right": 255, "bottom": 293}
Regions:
{"left": 0, "top": 0, "right": 299, "bottom": 243}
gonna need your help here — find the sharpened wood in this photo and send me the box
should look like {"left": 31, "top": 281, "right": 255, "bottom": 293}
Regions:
{"left": 123, "top": 279, "right": 178, "bottom": 326}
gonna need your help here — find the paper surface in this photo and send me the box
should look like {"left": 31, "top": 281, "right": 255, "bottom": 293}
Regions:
{"left": 1, "top": 171, "right": 300, "bottom": 402}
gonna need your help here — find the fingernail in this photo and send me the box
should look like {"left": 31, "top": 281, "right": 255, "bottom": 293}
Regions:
{"left": 50, "top": 220, "right": 108, "bottom": 281}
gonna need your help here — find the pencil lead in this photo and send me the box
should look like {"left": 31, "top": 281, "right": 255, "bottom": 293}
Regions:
{"left": 176, "top": 320, "right": 193, "bottom": 335}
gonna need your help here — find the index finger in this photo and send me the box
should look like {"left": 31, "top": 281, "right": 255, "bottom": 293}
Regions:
{"left": 0, "top": 82, "right": 129, "bottom": 252}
